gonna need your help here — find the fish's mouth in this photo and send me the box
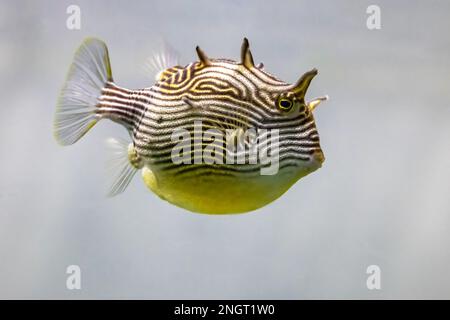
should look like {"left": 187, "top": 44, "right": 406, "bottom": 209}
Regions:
{"left": 306, "top": 95, "right": 329, "bottom": 112}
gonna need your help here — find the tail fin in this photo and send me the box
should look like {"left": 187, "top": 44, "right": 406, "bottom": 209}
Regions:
{"left": 54, "top": 38, "right": 113, "bottom": 145}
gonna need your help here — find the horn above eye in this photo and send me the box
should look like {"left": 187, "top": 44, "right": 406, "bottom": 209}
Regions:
{"left": 240, "top": 37, "right": 255, "bottom": 69}
{"left": 292, "top": 68, "right": 318, "bottom": 98}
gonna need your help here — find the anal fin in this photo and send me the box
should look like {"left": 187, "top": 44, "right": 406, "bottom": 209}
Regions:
{"left": 106, "top": 138, "right": 141, "bottom": 197}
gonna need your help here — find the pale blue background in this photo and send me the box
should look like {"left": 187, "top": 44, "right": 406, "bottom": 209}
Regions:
{"left": 0, "top": 0, "right": 449, "bottom": 299}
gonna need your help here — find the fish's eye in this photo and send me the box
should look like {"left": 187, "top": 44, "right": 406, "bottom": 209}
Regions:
{"left": 278, "top": 98, "right": 293, "bottom": 111}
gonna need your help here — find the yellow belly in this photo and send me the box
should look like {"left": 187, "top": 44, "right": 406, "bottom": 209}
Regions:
{"left": 141, "top": 165, "right": 318, "bottom": 214}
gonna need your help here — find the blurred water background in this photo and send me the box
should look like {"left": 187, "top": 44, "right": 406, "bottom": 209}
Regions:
{"left": 0, "top": 0, "right": 449, "bottom": 299}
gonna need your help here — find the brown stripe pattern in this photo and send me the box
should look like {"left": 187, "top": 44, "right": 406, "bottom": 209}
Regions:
{"left": 96, "top": 49, "right": 322, "bottom": 178}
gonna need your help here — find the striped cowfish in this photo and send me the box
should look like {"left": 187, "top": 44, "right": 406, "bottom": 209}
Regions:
{"left": 54, "top": 38, "right": 327, "bottom": 214}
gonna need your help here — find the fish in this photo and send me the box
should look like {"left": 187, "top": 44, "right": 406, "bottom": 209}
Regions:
{"left": 54, "top": 37, "right": 328, "bottom": 214}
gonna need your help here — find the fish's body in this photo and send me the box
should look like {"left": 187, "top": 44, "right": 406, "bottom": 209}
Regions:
{"left": 54, "top": 38, "right": 327, "bottom": 214}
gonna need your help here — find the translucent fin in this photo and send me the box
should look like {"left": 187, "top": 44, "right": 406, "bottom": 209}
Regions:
{"left": 106, "top": 138, "right": 137, "bottom": 197}
{"left": 54, "top": 38, "right": 113, "bottom": 145}
{"left": 143, "top": 41, "right": 181, "bottom": 81}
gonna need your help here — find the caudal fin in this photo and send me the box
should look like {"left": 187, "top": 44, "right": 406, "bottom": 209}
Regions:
{"left": 54, "top": 38, "right": 113, "bottom": 145}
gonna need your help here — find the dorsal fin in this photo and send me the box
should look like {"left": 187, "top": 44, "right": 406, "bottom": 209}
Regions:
{"left": 144, "top": 41, "right": 181, "bottom": 81}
